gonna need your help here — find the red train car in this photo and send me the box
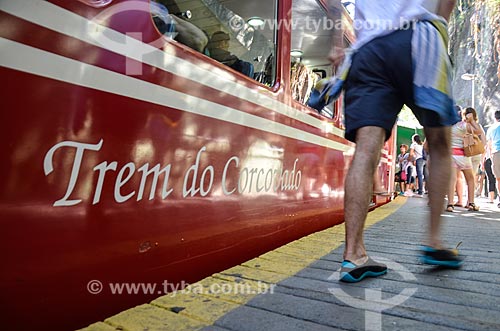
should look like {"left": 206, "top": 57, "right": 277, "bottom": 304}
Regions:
{"left": 0, "top": 0, "right": 395, "bottom": 330}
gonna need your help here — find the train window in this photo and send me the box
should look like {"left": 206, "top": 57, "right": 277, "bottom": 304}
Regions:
{"left": 152, "top": 0, "right": 277, "bottom": 87}
{"left": 290, "top": 0, "right": 347, "bottom": 119}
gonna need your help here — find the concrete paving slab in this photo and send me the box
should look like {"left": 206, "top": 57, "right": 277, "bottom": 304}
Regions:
{"left": 78, "top": 197, "right": 500, "bottom": 331}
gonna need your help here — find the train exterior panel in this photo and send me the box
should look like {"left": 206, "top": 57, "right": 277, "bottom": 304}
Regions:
{"left": 0, "top": 0, "right": 395, "bottom": 329}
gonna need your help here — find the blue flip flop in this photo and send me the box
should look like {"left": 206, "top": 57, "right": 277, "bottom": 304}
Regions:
{"left": 420, "top": 246, "right": 463, "bottom": 268}
{"left": 340, "top": 257, "right": 387, "bottom": 283}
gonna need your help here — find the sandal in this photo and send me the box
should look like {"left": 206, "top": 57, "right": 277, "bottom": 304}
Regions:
{"left": 420, "top": 246, "right": 463, "bottom": 268}
{"left": 445, "top": 204, "right": 454, "bottom": 212}
{"left": 467, "top": 203, "right": 479, "bottom": 211}
{"left": 339, "top": 257, "right": 387, "bottom": 283}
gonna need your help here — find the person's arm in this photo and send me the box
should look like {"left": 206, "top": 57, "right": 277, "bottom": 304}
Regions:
{"left": 437, "top": 0, "right": 457, "bottom": 22}
{"left": 477, "top": 124, "right": 486, "bottom": 145}
{"left": 327, "top": 0, "right": 345, "bottom": 68}
{"left": 465, "top": 114, "right": 483, "bottom": 136}
{"left": 409, "top": 144, "right": 416, "bottom": 162}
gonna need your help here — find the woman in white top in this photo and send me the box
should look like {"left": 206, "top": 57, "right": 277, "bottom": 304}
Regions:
{"left": 462, "top": 107, "right": 486, "bottom": 195}
{"left": 409, "top": 134, "right": 425, "bottom": 196}
{"left": 446, "top": 108, "right": 483, "bottom": 211}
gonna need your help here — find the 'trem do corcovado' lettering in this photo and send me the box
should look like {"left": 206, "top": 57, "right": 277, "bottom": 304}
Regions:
{"left": 43, "top": 140, "right": 302, "bottom": 207}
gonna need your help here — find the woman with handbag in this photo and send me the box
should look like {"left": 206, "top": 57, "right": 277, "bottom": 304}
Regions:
{"left": 463, "top": 107, "right": 486, "bottom": 196}
{"left": 446, "top": 108, "right": 483, "bottom": 211}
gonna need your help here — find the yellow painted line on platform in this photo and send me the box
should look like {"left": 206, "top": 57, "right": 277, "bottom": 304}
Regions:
{"left": 366, "top": 197, "right": 407, "bottom": 226}
{"left": 77, "top": 322, "right": 117, "bottom": 331}
{"left": 77, "top": 197, "right": 407, "bottom": 331}
{"left": 105, "top": 304, "right": 206, "bottom": 331}
{"left": 153, "top": 292, "right": 241, "bottom": 323}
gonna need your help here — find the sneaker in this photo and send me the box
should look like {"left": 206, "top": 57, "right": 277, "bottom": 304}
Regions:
{"left": 403, "top": 190, "right": 414, "bottom": 197}
{"left": 339, "top": 257, "right": 387, "bottom": 283}
{"left": 420, "top": 246, "right": 463, "bottom": 268}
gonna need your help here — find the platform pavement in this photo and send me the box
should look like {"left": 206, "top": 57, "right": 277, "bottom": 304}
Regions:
{"left": 79, "top": 196, "right": 500, "bottom": 331}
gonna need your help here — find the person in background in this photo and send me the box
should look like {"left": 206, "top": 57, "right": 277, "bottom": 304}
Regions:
{"left": 207, "top": 31, "right": 254, "bottom": 77}
{"left": 423, "top": 138, "right": 429, "bottom": 194}
{"left": 476, "top": 163, "right": 486, "bottom": 197}
{"left": 462, "top": 107, "right": 486, "bottom": 196}
{"left": 483, "top": 144, "right": 497, "bottom": 203}
{"left": 396, "top": 144, "right": 409, "bottom": 195}
{"left": 486, "top": 111, "right": 500, "bottom": 208}
{"left": 327, "top": 0, "right": 462, "bottom": 283}
{"left": 448, "top": 106, "right": 466, "bottom": 208}
{"left": 446, "top": 109, "right": 482, "bottom": 211}
{"left": 453, "top": 171, "right": 466, "bottom": 208}
{"left": 207, "top": 31, "right": 237, "bottom": 64}
{"left": 409, "top": 134, "right": 425, "bottom": 197}
{"left": 404, "top": 155, "right": 416, "bottom": 197}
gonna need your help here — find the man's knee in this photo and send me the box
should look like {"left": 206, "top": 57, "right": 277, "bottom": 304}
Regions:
{"left": 354, "top": 127, "right": 385, "bottom": 149}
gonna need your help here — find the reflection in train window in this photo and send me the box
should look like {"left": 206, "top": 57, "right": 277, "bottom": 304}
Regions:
{"left": 290, "top": 0, "right": 348, "bottom": 119}
{"left": 152, "top": 0, "right": 277, "bottom": 87}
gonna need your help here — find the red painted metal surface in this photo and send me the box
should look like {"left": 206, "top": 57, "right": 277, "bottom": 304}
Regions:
{"left": 0, "top": 1, "right": 394, "bottom": 330}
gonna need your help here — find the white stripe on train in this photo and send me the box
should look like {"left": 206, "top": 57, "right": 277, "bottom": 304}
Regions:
{"left": 0, "top": 37, "right": 352, "bottom": 152}
{"left": 1, "top": 1, "right": 395, "bottom": 157}
{"left": 0, "top": 0, "right": 346, "bottom": 138}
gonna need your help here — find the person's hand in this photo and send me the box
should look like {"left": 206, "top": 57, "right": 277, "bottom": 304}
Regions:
{"left": 328, "top": 46, "right": 346, "bottom": 70}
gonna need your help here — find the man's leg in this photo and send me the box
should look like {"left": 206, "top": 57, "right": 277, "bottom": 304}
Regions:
{"left": 419, "top": 127, "right": 463, "bottom": 268}
{"left": 343, "top": 126, "right": 385, "bottom": 263}
{"left": 423, "top": 126, "right": 451, "bottom": 248}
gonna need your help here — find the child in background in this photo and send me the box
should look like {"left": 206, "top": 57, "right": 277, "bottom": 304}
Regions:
{"left": 396, "top": 144, "right": 409, "bottom": 195}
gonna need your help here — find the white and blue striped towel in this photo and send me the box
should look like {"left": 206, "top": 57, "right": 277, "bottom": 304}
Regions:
{"left": 412, "top": 20, "right": 460, "bottom": 125}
